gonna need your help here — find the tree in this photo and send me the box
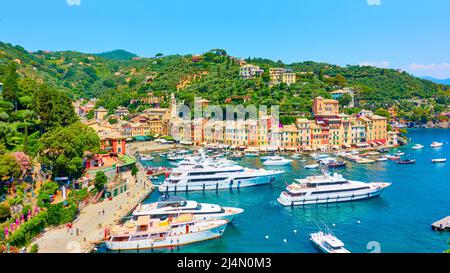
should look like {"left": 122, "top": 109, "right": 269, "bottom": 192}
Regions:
{"left": 338, "top": 94, "right": 353, "bottom": 107}
{"left": 11, "top": 152, "right": 32, "bottom": 176}
{"left": 33, "top": 85, "right": 78, "bottom": 132}
{"left": 0, "top": 203, "right": 11, "bottom": 221}
{"left": 131, "top": 165, "right": 138, "bottom": 177}
{"left": 374, "top": 108, "right": 390, "bottom": 119}
{"left": 39, "top": 122, "right": 100, "bottom": 178}
{"left": 0, "top": 153, "right": 21, "bottom": 179}
{"left": 94, "top": 172, "right": 107, "bottom": 191}
{"left": 2, "top": 62, "right": 20, "bottom": 111}
{"left": 334, "top": 74, "right": 347, "bottom": 87}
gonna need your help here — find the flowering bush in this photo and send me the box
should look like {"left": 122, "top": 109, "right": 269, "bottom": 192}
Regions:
{"left": 12, "top": 152, "right": 32, "bottom": 175}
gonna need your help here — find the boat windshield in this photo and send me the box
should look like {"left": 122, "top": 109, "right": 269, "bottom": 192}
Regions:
{"left": 157, "top": 200, "right": 187, "bottom": 209}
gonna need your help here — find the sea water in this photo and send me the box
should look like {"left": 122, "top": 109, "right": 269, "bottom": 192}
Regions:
{"left": 99, "top": 129, "right": 450, "bottom": 253}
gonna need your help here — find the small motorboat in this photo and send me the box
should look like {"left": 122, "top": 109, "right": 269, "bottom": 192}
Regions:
{"left": 139, "top": 155, "right": 154, "bottom": 162}
{"left": 377, "top": 157, "right": 388, "bottom": 162}
{"left": 327, "top": 161, "right": 347, "bottom": 168}
{"left": 395, "top": 152, "right": 405, "bottom": 156}
{"left": 310, "top": 231, "right": 350, "bottom": 254}
{"left": 244, "top": 151, "right": 260, "bottom": 157}
{"left": 263, "top": 156, "right": 293, "bottom": 166}
{"left": 412, "top": 144, "right": 424, "bottom": 150}
{"left": 431, "top": 142, "right": 444, "bottom": 148}
{"left": 291, "top": 154, "right": 302, "bottom": 159}
{"left": 432, "top": 158, "right": 446, "bottom": 163}
{"left": 377, "top": 148, "right": 388, "bottom": 153}
{"left": 395, "top": 159, "right": 416, "bottom": 164}
{"left": 368, "top": 152, "right": 379, "bottom": 156}
{"left": 356, "top": 158, "right": 375, "bottom": 164}
{"left": 304, "top": 164, "right": 320, "bottom": 169}
{"left": 385, "top": 154, "right": 400, "bottom": 161}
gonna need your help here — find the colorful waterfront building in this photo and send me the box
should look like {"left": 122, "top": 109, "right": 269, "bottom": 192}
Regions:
{"left": 281, "top": 124, "right": 299, "bottom": 151}
{"left": 313, "top": 96, "right": 340, "bottom": 120}
{"left": 98, "top": 131, "right": 127, "bottom": 155}
{"left": 310, "top": 121, "right": 329, "bottom": 149}
{"left": 296, "top": 118, "right": 312, "bottom": 148}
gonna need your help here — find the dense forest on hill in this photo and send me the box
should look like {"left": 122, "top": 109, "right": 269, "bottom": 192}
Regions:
{"left": 95, "top": 49, "right": 138, "bottom": 61}
{"left": 1, "top": 42, "right": 450, "bottom": 125}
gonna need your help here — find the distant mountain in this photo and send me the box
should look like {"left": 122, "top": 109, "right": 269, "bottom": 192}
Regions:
{"left": 95, "top": 50, "right": 138, "bottom": 60}
{"left": 421, "top": 76, "right": 450, "bottom": 85}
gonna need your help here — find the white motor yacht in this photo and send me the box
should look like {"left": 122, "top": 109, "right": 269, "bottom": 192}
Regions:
{"left": 133, "top": 196, "right": 244, "bottom": 222}
{"left": 277, "top": 172, "right": 391, "bottom": 206}
{"left": 159, "top": 161, "right": 284, "bottom": 193}
{"left": 105, "top": 214, "right": 228, "bottom": 251}
{"left": 310, "top": 231, "right": 350, "bottom": 253}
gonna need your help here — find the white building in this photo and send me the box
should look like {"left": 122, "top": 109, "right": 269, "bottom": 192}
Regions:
{"left": 239, "top": 64, "right": 264, "bottom": 79}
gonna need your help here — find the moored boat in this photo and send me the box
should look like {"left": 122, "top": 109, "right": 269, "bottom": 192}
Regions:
{"left": 412, "top": 144, "right": 424, "bottom": 150}
{"left": 432, "top": 158, "right": 446, "bottom": 163}
{"left": 105, "top": 214, "right": 228, "bottom": 251}
{"left": 327, "top": 161, "right": 347, "bottom": 168}
{"left": 263, "top": 156, "right": 293, "bottom": 166}
{"left": 158, "top": 161, "right": 283, "bottom": 193}
{"left": 431, "top": 142, "right": 444, "bottom": 148}
{"left": 304, "top": 164, "right": 320, "bottom": 169}
{"left": 133, "top": 196, "right": 244, "bottom": 222}
{"left": 395, "top": 159, "right": 416, "bottom": 164}
{"left": 310, "top": 231, "right": 350, "bottom": 253}
{"left": 277, "top": 172, "right": 391, "bottom": 206}
{"left": 356, "top": 158, "right": 375, "bottom": 164}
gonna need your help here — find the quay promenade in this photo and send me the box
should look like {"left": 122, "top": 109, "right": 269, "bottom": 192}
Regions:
{"left": 32, "top": 169, "right": 154, "bottom": 253}
{"left": 128, "top": 142, "right": 176, "bottom": 154}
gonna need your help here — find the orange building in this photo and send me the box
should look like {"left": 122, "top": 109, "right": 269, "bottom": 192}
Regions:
{"left": 313, "top": 97, "right": 340, "bottom": 119}
{"left": 99, "top": 131, "right": 127, "bottom": 155}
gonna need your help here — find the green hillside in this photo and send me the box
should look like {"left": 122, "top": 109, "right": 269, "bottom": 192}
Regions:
{"left": 95, "top": 50, "right": 138, "bottom": 61}
{"left": 1, "top": 42, "right": 449, "bottom": 124}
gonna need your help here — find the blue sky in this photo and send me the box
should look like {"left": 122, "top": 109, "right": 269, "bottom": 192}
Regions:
{"left": 0, "top": 0, "right": 450, "bottom": 78}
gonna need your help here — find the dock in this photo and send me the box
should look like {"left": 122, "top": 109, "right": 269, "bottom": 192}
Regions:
{"left": 431, "top": 216, "right": 450, "bottom": 231}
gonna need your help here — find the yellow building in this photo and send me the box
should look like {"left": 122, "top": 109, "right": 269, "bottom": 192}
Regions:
{"left": 295, "top": 118, "right": 311, "bottom": 148}
{"left": 281, "top": 124, "right": 299, "bottom": 151}
{"left": 368, "top": 115, "right": 388, "bottom": 144}
{"left": 269, "top": 68, "right": 296, "bottom": 85}
{"left": 94, "top": 107, "right": 108, "bottom": 120}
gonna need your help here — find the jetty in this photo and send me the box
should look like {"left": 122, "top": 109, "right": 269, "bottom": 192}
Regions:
{"left": 431, "top": 216, "right": 450, "bottom": 231}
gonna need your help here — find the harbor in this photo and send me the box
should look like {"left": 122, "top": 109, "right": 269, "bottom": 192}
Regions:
{"left": 95, "top": 128, "right": 450, "bottom": 253}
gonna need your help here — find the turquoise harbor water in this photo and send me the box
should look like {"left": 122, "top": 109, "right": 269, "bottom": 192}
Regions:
{"left": 100, "top": 129, "right": 450, "bottom": 253}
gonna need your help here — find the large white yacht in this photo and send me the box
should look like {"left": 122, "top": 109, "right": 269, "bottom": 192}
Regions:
{"left": 105, "top": 214, "right": 228, "bottom": 251}
{"left": 277, "top": 172, "right": 391, "bottom": 206}
{"left": 158, "top": 161, "right": 284, "bottom": 193}
{"left": 133, "top": 196, "right": 244, "bottom": 222}
{"left": 310, "top": 231, "right": 350, "bottom": 253}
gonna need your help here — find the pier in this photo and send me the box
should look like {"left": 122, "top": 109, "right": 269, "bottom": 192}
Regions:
{"left": 431, "top": 216, "right": 450, "bottom": 231}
